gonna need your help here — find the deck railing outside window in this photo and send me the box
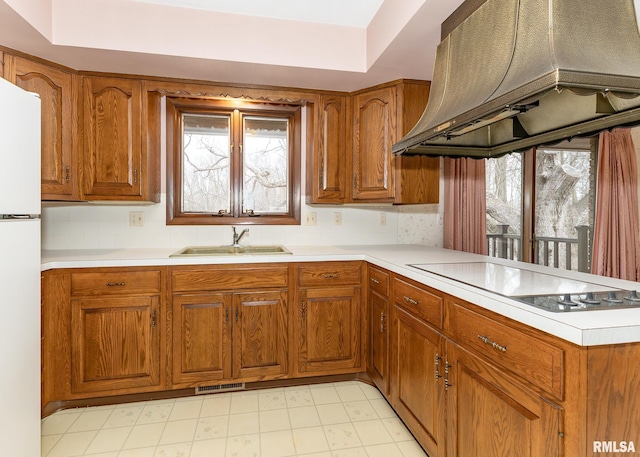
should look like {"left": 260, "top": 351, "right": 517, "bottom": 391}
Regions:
{"left": 486, "top": 224, "right": 591, "bottom": 272}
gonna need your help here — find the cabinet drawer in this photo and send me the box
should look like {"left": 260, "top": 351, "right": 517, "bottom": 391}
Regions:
{"left": 71, "top": 270, "right": 161, "bottom": 296}
{"left": 298, "top": 262, "right": 362, "bottom": 287}
{"left": 172, "top": 265, "right": 288, "bottom": 292}
{"left": 393, "top": 278, "right": 443, "bottom": 329}
{"left": 368, "top": 266, "right": 389, "bottom": 295}
{"left": 447, "top": 301, "right": 564, "bottom": 399}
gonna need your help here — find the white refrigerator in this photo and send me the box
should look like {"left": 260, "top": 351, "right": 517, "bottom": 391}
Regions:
{"left": 0, "top": 76, "right": 41, "bottom": 455}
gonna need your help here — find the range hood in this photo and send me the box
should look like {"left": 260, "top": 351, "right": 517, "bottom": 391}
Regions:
{"left": 393, "top": 0, "right": 640, "bottom": 158}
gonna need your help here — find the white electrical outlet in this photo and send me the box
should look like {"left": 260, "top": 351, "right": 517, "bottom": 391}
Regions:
{"left": 333, "top": 211, "right": 342, "bottom": 225}
{"left": 379, "top": 212, "right": 387, "bottom": 226}
{"left": 304, "top": 212, "right": 317, "bottom": 225}
{"left": 129, "top": 211, "right": 144, "bottom": 226}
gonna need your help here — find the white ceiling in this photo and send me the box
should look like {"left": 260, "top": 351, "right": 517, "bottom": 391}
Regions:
{"left": 0, "top": 0, "right": 465, "bottom": 92}
{"left": 131, "top": 0, "right": 385, "bottom": 27}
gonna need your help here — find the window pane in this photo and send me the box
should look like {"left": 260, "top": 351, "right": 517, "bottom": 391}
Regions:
{"left": 534, "top": 148, "right": 594, "bottom": 270}
{"left": 182, "top": 114, "right": 231, "bottom": 213}
{"left": 242, "top": 117, "right": 289, "bottom": 214}
{"left": 486, "top": 154, "right": 523, "bottom": 260}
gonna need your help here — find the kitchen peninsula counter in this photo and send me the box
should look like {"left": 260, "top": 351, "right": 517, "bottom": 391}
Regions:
{"left": 41, "top": 244, "right": 640, "bottom": 346}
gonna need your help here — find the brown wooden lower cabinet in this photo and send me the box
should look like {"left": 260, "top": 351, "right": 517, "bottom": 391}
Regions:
{"left": 295, "top": 262, "right": 364, "bottom": 376}
{"left": 171, "top": 293, "right": 231, "bottom": 385}
{"left": 297, "top": 285, "right": 362, "bottom": 375}
{"left": 387, "top": 290, "right": 563, "bottom": 457}
{"left": 368, "top": 288, "right": 389, "bottom": 393}
{"left": 41, "top": 267, "right": 166, "bottom": 407}
{"left": 171, "top": 290, "right": 288, "bottom": 387}
{"left": 71, "top": 295, "right": 161, "bottom": 394}
{"left": 170, "top": 264, "right": 290, "bottom": 388}
{"left": 391, "top": 305, "right": 445, "bottom": 457}
{"left": 445, "top": 341, "right": 562, "bottom": 457}
{"left": 41, "top": 261, "right": 640, "bottom": 457}
{"left": 382, "top": 278, "right": 640, "bottom": 457}
{"left": 367, "top": 265, "right": 391, "bottom": 394}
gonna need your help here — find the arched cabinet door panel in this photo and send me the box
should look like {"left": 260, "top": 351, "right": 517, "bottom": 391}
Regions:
{"left": 6, "top": 55, "right": 79, "bottom": 200}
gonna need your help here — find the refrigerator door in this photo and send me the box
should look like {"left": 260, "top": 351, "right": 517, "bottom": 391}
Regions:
{"left": 0, "top": 219, "right": 40, "bottom": 456}
{"left": 0, "top": 77, "right": 41, "bottom": 215}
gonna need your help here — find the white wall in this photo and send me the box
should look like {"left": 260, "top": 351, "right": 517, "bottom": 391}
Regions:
{"left": 41, "top": 99, "right": 444, "bottom": 251}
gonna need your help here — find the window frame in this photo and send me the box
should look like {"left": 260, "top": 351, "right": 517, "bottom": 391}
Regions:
{"left": 166, "top": 96, "right": 302, "bottom": 225}
{"left": 485, "top": 138, "right": 596, "bottom": 271}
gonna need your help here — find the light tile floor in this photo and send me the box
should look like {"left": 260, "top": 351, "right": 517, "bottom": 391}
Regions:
{"left": 41, "top": 381, "right": 429, "bottom": 457}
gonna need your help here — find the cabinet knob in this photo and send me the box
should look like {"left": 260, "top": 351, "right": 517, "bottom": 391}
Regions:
{"left": 370, "top": 277, "right": 380, "bottom": 284}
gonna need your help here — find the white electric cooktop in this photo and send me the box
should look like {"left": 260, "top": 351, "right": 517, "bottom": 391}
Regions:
{"left": 410, "top": 262, "right": 618, "bottom": 297}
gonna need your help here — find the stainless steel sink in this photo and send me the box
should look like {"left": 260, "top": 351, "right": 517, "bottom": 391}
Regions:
{"left": 170, "top": 245, "right": 291, "bottom": 257}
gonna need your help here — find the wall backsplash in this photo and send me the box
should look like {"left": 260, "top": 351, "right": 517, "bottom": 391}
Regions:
{"left": 41, "top": 196, "right": 444, "bottom": 250}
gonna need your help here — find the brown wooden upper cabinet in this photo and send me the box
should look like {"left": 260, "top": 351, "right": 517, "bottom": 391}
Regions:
{"left": 308, "top": 94, "right": 349, "bottom": 204}
{"left": 81, "top": 76, "right": 160, "bottom": 202}
{"left": 352, "top": 81, "right": 440, "bottom": 204}
{"left": 308, "top": 80, "right": 440, "bottom": 204}
{"left": 5, "top": 56, "right": 80, "bottom": 200}
{"left": 352, "top": 85, "right": 397, "bottom": 201}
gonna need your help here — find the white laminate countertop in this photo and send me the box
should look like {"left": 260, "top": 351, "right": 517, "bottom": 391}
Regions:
{"left": 41, "top": 244, "right": 640, "bottom": 347}
{"left": 410, "top": 262, "right": 619, "bottom": 296}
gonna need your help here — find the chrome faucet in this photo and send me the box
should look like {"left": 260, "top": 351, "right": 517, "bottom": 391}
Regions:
{"left": 231, "top": 226, "right": 249, "bottom": 247}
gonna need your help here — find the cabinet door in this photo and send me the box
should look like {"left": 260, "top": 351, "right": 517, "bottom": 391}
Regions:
{"left": 232, "top": 290, "right": 288, "bottom": 380}
{"left": 71, "top": 295, "right": 160, "bottom": 394}
{"left": 368, "top": 289, "right": 389, "bottom": 394}
{"left": 352, "top": 86, "right": 396, "bottom": 201}
{"left": 172, "top": 293, "right": 232, "bottom": 387}
{"left": 7, "top": 56, "right": 78, "bottom": 200}
{"left": 309, "top": 95, "right": 348, "bottom": 203}
{"left": 391, "top": 306, "right": 445, "bottom": 457}
{"left": 446, "top": 341, "right": 563, "bottom": 457}
{"left": 82, "top": 76, "right": 142, "bottom": 199}
{"left": 298, "top": 286, "right": 361, "bottom": 375}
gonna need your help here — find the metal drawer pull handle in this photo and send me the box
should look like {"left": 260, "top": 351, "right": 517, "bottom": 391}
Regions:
{"left": 404, "top": 296, "right": 419, "bottom": 305}
{"left": 477, "top": 335, "right": 507, "bottom": 352}
{"left": 380, "top": 312, "right": 386, "bottom": 333}
{"left": 106, "top": 282, "right": 126, "bottom": 287}
{"left": 435, "top": 354, "right": 442, "bottom": 381}
{"left": 323, "top": 274, "right": 339, "bottom": 279}
{"left": 444, "top": 362, "right": 452, "bottom": 390}
{"left": 370, "top": 277, "right": 380, "bottom": 284}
